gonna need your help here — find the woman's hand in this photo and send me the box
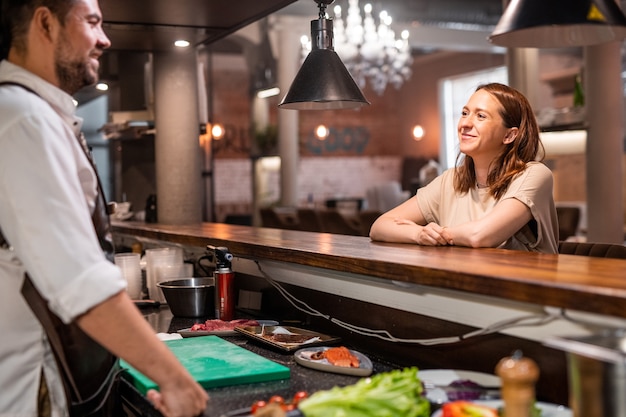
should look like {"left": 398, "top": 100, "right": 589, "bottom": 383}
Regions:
{"left": 369, "top": 199, "right": 427, "bottom": 243}
{"left": 407, "top": 221, "right": 452, "bottom": 246}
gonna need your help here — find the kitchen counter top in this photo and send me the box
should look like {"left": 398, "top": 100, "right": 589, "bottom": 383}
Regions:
{"left": 112, "top": 221, "right": 626, "bottom": 320}
{"left": 113, "top": 221, "right": 618, "bottom": 407}
{"left": 122, "top": 306, "right": 397, "bottom": 417}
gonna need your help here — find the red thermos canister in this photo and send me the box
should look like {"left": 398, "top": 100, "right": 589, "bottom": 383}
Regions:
{"left": 214, "top": 267, "right": 235, "bottom": 320}
{"left": 208, "top": 245, "right": 235, "bottom": 320}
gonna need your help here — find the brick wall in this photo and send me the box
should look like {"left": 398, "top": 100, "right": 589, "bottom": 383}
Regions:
{"left": 209, "top": 51, "right": 626, "bottom": 227}
{"left": 209, "top": 53, "right": 413, "bottom": 221}
{"left": 214, "top": 156, "right": 403, "bottom": 221}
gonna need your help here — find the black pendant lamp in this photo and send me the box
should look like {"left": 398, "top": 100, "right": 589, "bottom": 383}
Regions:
{"left": 279, "top": 0, "right": 369, "bottom": 110}
{"left": 489, "top": 0, "right": 626, "bottom": 48}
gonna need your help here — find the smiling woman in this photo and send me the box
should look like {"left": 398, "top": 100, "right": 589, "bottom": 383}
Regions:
{"left": 440, "top": 66, "right": 508, "bottom": 170}
{"left": 369, "top": 82, "right": 559, "bottom": 254}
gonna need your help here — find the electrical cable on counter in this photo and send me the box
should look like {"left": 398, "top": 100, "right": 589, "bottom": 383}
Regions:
{"left": 254, "top": 261, "right": 562, "bottom": 346}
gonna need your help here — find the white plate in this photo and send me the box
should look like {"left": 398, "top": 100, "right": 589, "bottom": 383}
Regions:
{"left": 113, "top": 211, "right": 134, "bottom": 221}
{"left": 419, "top": 369, "right": 501, "bottom": 404}
{"left": 178, "top": 320, "right": 278, "bottom": 337}
{"left": 431, "top": 400, "right": 572, "bottom": 417}
{"left": 294, "top": 346, "right": 373, "bottom": 377}
{"left": 420, "top": 369, "right": 501, "bottom": 387}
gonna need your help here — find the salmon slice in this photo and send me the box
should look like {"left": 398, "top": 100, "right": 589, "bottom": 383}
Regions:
{"left": 323, "top": 346, "right": 360, "bottom": 368}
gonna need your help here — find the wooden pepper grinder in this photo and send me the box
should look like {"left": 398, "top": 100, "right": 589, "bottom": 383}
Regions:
{"left": 495, "top": 350, "right": 540, "bottom": 417}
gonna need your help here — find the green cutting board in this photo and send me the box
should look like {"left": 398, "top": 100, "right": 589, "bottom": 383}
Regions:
{"left": 121, "top": 335, "right": 290, "bottom": 394}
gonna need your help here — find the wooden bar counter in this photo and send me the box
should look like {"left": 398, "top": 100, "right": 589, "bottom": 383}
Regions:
{"left": 112, "top": 221, "right": 626, "bottom": 407}
{"left": 113, "top": 221, "right": 626, "bottom": 319}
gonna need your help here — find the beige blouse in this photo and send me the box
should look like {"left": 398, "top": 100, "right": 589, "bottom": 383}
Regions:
{"left": 416, "top": 161, "right": 559, "bottom": 253}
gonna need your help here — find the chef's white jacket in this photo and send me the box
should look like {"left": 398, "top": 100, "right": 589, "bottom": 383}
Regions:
{"left": 0, "top": 60, "right": 126, "bottom": 417}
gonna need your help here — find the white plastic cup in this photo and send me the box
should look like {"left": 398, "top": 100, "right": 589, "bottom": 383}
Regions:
{"left": 156, "top": 263, "right": 193, "bottom": 283}
{"left": 145, "top": 247, "right": 184, "bottom": 303}
{"left": 155, "top": 263, "right": 193, "bottom": 304}
{"left": 114, "top": 253, "right": 142, "bottom": 299}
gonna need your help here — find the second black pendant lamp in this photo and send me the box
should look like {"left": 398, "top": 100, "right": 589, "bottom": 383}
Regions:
{"left": 490, "top": 0, "right": 626, "bottom": 47}
{"left": 279, "top": 0, "right": 370, "bottom": 110}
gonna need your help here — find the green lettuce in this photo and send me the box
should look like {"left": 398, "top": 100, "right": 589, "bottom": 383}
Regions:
{"left": 298, "top": 367, "right": 430, "bottom": 417}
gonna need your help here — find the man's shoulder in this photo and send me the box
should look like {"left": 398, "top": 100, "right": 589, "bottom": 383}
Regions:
{"left": 0, "top": 64, "right": 52, "bottom": 114}
{"left": 0, "top": 61, "right": 55, "bottom": 106}
{"left": 0, "top": 83, "right": 49, "bottom": 119}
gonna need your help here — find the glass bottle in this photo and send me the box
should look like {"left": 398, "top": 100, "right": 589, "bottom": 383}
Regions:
{"left": 573, "top": 74, "right": 585, "bottom": 108}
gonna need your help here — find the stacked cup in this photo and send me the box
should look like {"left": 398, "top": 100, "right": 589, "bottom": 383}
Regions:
{"left": 114, "top": 253, "right": 143, "bottom": 300}
{"left": 145, "top": 247, "right": 186, "bottom": 303}
{"left": 156, "top": 263, "right": 193, "bottom": 294}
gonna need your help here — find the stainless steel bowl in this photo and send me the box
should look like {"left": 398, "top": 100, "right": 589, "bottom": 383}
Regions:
{"left": 157, "top": 277, "right": 215, "bottom": 317}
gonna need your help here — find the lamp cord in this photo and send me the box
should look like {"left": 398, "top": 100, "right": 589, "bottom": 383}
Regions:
{"left": 254, "top": 260, "right": 563, "bottom": 346}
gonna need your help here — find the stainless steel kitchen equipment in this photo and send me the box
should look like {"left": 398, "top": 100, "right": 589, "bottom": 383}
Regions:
{"left": 157, "top": 277, "right": 215, "bottom": 317}
{"left": 546, "top": 330, "right": 626, "bottom": 417}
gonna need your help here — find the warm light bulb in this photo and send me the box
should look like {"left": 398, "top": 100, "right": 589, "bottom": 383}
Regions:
{"left": 174, "top": 40, "right": 190, "bottom": 48}
{"left": 257, "top": 87, "right": 280, "bottom": 99}
{"left": 412, "top": 125, "right": 425, "bottom": 140}
{"left": 95, "top": 82, "right": 109, "bottom": 91}
{"left": 380, "top": 11, "right": 391, "bottom": 25}
{"left": 315, "top": 124, "right": 330, "bottom": 140}
{"left": 211, "top": 123, "right": 225, "bottom": 140}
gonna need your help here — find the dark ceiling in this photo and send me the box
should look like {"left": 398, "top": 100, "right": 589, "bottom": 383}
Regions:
{"left": 75, "top": 0, "right": 297, "bottom": 103}
{"left": 98, "top": 0, "right": 504, "bottom": 54}
{"left": 100, "top": 0, "right": 298, "bottom": 52}
{"left": 80, "top": 1, "right": 625, "bottom": 107}
{"left": 81, "top": 0, "right": 506, "bottom": 104}
{"left": 278, "top": 0, "right": 504, "bottom": 29}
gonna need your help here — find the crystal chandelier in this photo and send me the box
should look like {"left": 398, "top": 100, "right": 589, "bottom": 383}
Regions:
{"left": 301, "top": 0, "right": 413, "bottom": 95}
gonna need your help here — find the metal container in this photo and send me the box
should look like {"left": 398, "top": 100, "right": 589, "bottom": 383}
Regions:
{"left": 546, "top": 329, "right": 626, "bottom": 417}
{"left": 157, "top": 277, "right": 215, "bottom": 317}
